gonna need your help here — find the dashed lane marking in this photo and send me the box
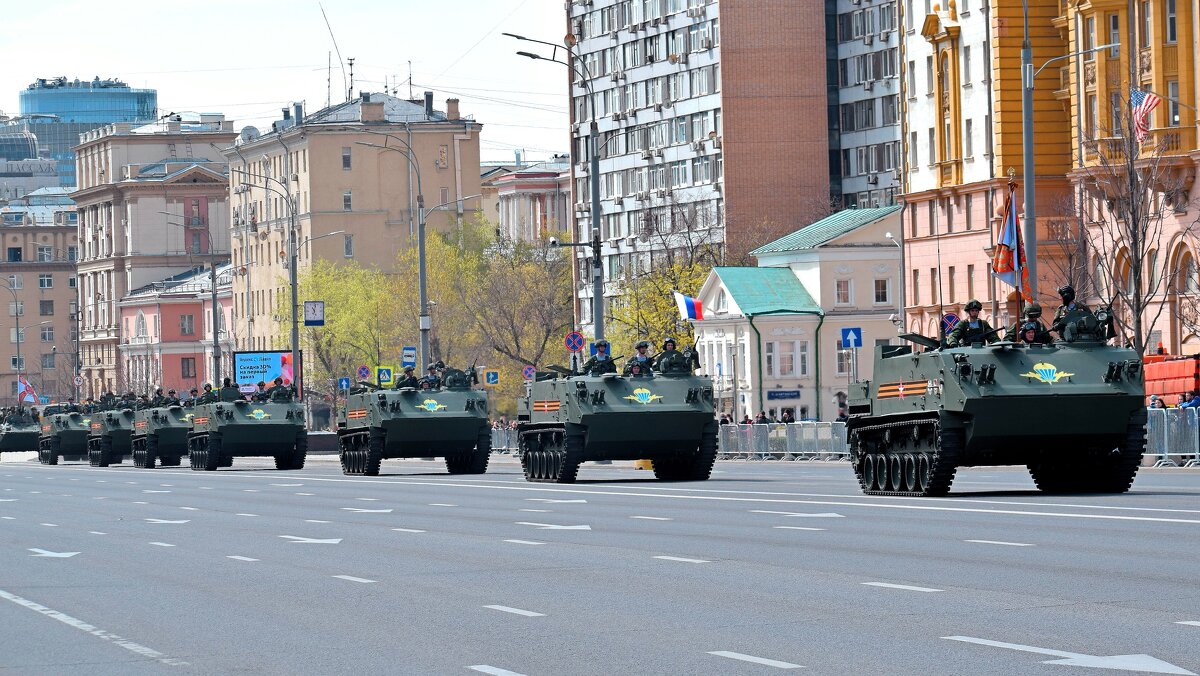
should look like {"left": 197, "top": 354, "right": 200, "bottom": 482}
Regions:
{"left": 484, "top": 605, "right": 545, "bottom": 617}
{"left": 40, "top": 523, "right": 58, "bottom": 527}
{"left": 504, "top": 540, "right": 545, "bottom": 545}
{"left": 709, "top": 651, "right": 803, "bottom": 669}
{"left": 332, "top": 575, "right": 375, "bottom": 584}
{"left": 519, "top": 509, "right": 551, "bottom": 513}
{"left": 305, "top": 520, "right": 331, "bottom": 524}
{"left": 429, "top": 503, "right": 457, "bottom": 507}
{"left": 142, "top": 490, "right": 170, "bottom": 493}
{"left": 296, "top": 493, "right": 315, "bottom": 496}
{"left": 965, "top": 539, "right": 1035, "bottom": 547}
{"left": 236, "top": 514, "right": 259, "bottom": 517}
{"left": 630, "top": 516, "right": 673, "bottom": 521}
{"left": 654, "top": 556, "right": 709, "bottom": 564}
{"left": 468, "top": 665, "right": 527, "bottom": 676}
{"left": 1177, "top": 621, "right": 1200, "bottom": 627}
{"left": 355, "top": 497, "right": 380, "bottom": 501}
{"left": 227, "top": 556, "right": 258, "bottom": 562}
{"left": 180, "top": 507, "right": 198, "bottom": 511}
{"left": 392, "top": 528, "right": 427, "bottom": 533}
{"left": 145, "top": 519, "right": 189, "bottom": 524}
{"left": 862, "top": 582, "right": 943, "bottom": 593}
{"left": 773, "top": 526, "right": 826, "bottom": 531}
{"left": 0, "top": 588, "right": 187, "bottom": 666}
{"left": 89, "top": 531, "right": 107, "bottom": 535}
{"left": 148, "top": 542, "right": 175, "bottom": 547}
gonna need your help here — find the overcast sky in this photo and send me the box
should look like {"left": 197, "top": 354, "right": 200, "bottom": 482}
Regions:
{"left": 0, "top": 0, "right": 569, "bottom": 163}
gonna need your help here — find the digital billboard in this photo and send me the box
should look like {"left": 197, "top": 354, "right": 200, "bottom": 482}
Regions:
{"left": 232, "top": 351, "right": 300, "bottom": 392}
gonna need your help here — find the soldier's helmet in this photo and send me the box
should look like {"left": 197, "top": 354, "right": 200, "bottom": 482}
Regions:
{"left": 1024, "top": 302, "right": 1043, "bottom": 318}
{"left": 257, "top": 381, "right": 266, "bottom": 387}
{"left": 635, "top": 340, "right": 650, "bottom": 349}
{"left": 1057, "top": 284, "right": 1075, "bottom": 300}
{"left": 964, "top": 299, "right": 983, "bottom": 312}
{"left": 1021, "top": 321, "right": 1040, "bottom": 337}
{"left": 427, "top": 363, "right": 438, "bottom": 371}
{"left": 167, "top": 389, "right": 176, "bottom": 395}
{"left": 662, "top": 337, "right": 677, "bottom": 349}
{"left": 595, "top": 339, "right": 610, "bottom": 349}
{"left": 273, "top": 377, "right": 283, "bottom": 385}
{"left": 203, "top": 383, "right": 213, "bottom": 391}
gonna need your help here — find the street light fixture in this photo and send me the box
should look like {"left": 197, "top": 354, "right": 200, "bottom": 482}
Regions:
{"left": 885, "top": 231, "right": 905, "bottom": 333}
{"left": 505, "top": 32, "right": 606, "bottom": 341}
{"left": 158, "top": 211, "right": 224, "bottom": 385}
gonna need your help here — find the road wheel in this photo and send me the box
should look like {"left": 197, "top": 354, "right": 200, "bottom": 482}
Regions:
{"left": 145, "top": 435, "right": 159, "bottom": 469}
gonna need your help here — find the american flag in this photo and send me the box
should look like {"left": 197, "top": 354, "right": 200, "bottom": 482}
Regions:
{"left": 1130, "top": 88, "right": 1162, "bottom": 143}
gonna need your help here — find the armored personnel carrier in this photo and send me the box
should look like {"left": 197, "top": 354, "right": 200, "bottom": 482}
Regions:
{"left": 846, "top": 309, "right": 1146, "bottom": 496}
{"left": 131, "top": 406, "right": 192, "bottom": 468}
{"left": 337, "top": 369, "right": 490, "bottom": 476}
{"left": 87, "top": 407, "right": 135, "bottom": 467}
{"left": 188, "top": 399, "right": 306, "bottom": 471}
{"left": 516, "top": 359, "right": 717, "bottom": 483}
{"left": 37, "top": 407, "right": 91, "bottom": 465}
{"left": 0, "top": 410, "right": 40, "bottom": 457}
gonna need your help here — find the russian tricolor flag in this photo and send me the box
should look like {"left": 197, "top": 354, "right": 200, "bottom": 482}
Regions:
{"left": 673, "top": 292, "right": 704, "bottom": 321}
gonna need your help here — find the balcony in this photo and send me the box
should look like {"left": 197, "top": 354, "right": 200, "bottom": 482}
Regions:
{"left": 1143, "top": 127, "right": 1197, "bottom": 155}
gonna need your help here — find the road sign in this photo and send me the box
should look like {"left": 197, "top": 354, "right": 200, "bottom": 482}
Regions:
{"left": 338, "top": 377, "right": 351, "bottom": 390}
{"left": 401, "top": 346, "right": 417, "bottom": 368}
{"left": 39, "top": 395, "right": 50, "bottom": 405}
{"left": 73, "top": 375, "right": 84, "bottom": 387}
{"left": 356, "top": 365, "right": 371, "bottom": 380}
{"left": 840, "top": 327, "right": 862, "bottom": 349}
{"left": 943, "top": 313, "right": 960, "bottom": 333}
{"left": 484, "top": 370, "right": 500, "bottom": 386}
{"left": 303, "top": 300, "right": 325, "bottom": 327}
{"left": 376, "top": 367, "right": 394, "bottom": 387}
{"left": 565, "top": 331, "right": 586, "bottom": 353}
{"left": 522, "top": 364, "right": 536, "bottom": 380}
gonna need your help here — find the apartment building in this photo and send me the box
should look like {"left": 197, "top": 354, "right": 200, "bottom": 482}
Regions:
{"left": 565, "top": 0, "right": 830, "bottom": 335}
{"left": 0, "top": 188, "right": 78, "bottom": 404}
{"left": 72, "top": 115, "right": 236, "bottom": 398}
{"left": 830, "top": 0, "right": 904, "bottom": 208}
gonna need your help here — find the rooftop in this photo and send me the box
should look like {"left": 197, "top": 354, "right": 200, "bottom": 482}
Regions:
{"left": 750, "top": 206, "right": 901, "bottom": 255}
{"left": 712, "top": 267, "right": 821, "bottom": 316}
{"left": 125, "top": 264, "right": 234, "bottom": 300}
{"left": 305, "top": 92, "right": 452, "bottom": 125}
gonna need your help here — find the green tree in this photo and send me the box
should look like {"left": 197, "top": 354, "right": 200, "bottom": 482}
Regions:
{"left": 609, "top": 260, "right": 710, "bottom": 352}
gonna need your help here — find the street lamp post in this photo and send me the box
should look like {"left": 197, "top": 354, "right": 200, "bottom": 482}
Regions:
{"left": 1, "top": 282, "right": 22, "bottom": 406}
{"left": 885, "top": 231, "right": 905, "bottom": 333}
{"left": 505, "top": 32, "right": 606, "bottom": 341}
{"left": 159, "top": 212, "right": 222, "bottom": 385}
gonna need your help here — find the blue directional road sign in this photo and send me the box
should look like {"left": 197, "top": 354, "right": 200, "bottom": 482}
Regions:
{"left": 356, "top": 365, "right": 371, "bottom": 380}
{"left": 484, "top": 370, "right": 499, "bottom": 386}
{"left": 565, "top": 331, "right": 586, "bottom": 353}
{"left": 840, "top": 327, "right": 863, "bottom": 349}
{"left": 338, "top": 377, "right": 351, "bottom": 390}
{"left": 522, "top": 365, "right": 536, "bottom": 380}
{"left": 401, "top": 346, "right": 417, "bottom": 368}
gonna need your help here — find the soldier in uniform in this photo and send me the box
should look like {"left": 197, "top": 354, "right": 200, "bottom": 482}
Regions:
{"left": 1051, "top": 284, "right": 1090, "bottom": 336}
{"left": 626, "top": 341, "right": 653, "bottom": 373}
{"left": 219, "top": 378, "right": 242, "bottom": 402}
{"left": 149, "top": 387, "right": 167, "bottom": 407}
{"left": 421, "top": 364, "right": 443, "bottom": 389}
{"left": 251, "top": 381, "right": 270, "bottom": 402}
{"left": 946, "top": 300, "right": 997, "bottom": 347}
{"left": 1005, "top": 303, "right": 1053, "bottom": 343}
{"left": 394, "top": 366, "right": 419, "bottom": 389}
{"left": 267, "top": 377, "right": 292, "bottom": 402}
{"left": 163, "top": 389, "right": 181, "bottom": 406}
{"left": 64, "top": 397, "right": 80, "bottom": 413}
{"left": 653, "top": 338, "right": 689, "bottom": 373}
{"left": 197, "top": 383, "right": 218, "bottom": 404}
{"left": 580, "top": 340, "right": 617, "bottom": 375}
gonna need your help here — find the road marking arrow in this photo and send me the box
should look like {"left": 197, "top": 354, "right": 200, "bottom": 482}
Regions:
{"left": 943, "top": 636, "right": 1195, "bottom": 674}
{"left": 751, "top": 509, "right": 844, "bottom": 518}
{"left": 28, "top": 548, "right": 78, "bottom": 558}
{"left": 515, "top": 521, "right": 591, "bottom": 530}
{"left": 525, "top": 498, "right": 588, "bottom": 504}
{"left": 279, "top": 535, "right": 342, "bottom": 544}
{"left": 144, "top": 519, "right": 190, "bottom": 524}
{"left": 341, "top": 508, "right": 394, "bottom": 513}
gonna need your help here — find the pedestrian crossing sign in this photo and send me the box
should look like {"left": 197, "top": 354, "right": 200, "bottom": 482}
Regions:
{"left": 376, "top": 366, "right": 394, "bottom": 387}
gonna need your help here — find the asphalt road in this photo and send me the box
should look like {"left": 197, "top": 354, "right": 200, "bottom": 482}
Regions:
{"left": 0, "top": 454, "right": 1197, "bottom": 675}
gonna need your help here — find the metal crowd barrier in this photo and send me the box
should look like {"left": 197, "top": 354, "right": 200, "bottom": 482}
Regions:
{"left": 1146, "top": 408, "right": 1200, "bottom": 467}
{"left": 491, "top": 428, "right": 520, "bottom": 454}
{"left": 717, "top": 422, "right": 850, "bottom": 461}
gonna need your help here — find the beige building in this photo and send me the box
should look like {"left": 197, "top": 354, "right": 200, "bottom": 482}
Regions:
{"left": 0, "top": 188, "right": 78, "bottom": 404}
{"left": 693, "top": 207, "right": 903, "bottom": 421}
{"left": 221, "top": 93, "right": 483, "bottom": 353}
{"left": 72, "top": 116, "right": 236, "bottom": 397}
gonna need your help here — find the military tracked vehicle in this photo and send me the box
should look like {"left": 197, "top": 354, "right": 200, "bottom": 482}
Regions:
{"left": 846, "top": 309, "right": 1145, "bottom": 496}
{"left": 516, "top": 359, "right": 717, "bottom": 483}
{"left": 37, "top": 407, "right": 91, "bottom": 465}
{"left": 337, "top": 369, "right": 490, "bottom": 476}
{"left": 131, "top": 406, "right": 192, "bottom": 468}
{"left": 188, "top": 399, "right": 306, "bottom": 471}
{"left": 0, "top": 411, "right": 40, "bottom": 457}
{"left": 87, "top": 407, "right": 135, "bottom": 467}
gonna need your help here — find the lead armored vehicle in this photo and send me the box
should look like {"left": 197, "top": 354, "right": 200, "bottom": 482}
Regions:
{"left": 338, "top": 369, "right": 490, "bottom": 476}
{"left": 131, "top": 406, "right": 192, "bottom": 468}
{"left": 37, "top": 407, "right": 92, "bottom": 465}
{"left": 0, "top": 410, "right": 40, "bottom": 458}
{"left": 87, "top": 407, "right": 135, "bottom": 467}
{"left": 516, "top": 358, "right": 717, "bottom": 483}
{"left": 846, "top": 309, "right": 1145, "bottom": 496}
{"left": 188, "top": 399, "right": 306, "bottom": 471}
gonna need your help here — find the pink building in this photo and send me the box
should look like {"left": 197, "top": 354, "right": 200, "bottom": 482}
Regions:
{"left": 117, "top": 265, "right": 233, "bottom": 395}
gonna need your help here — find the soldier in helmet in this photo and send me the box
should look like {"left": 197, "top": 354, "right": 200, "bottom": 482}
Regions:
{"left": 653, "top": 337, "right": 690, "bottom": 373}
{"left": 219, "top": 377, "right": 243, "bottom": 402}
{"left": 580, "top": 339, "right": 617, "bottom": 375}
{"left": 421, "top": 364, "right": 443, "bottom": 389}
{"left": 197, "top": 383, "right": 218, "bottom": 404}
{"left": 946, "top": 300, "right": 997, "bottom": 347}
{"left": 251, "top": 381, "right": 270, "bottom": 402}
{"left": 267, "top": 377, "right": 292, "bottom": 402}
{"left": 1051, "top": 284, "right": 1091, "bottom": 336}
{"left": 394, "top": 366, "right": 419, "bottom": 389}
{"left": 1005, "top": 302, "right": 1053, "bottom": 343}
{"left": 625, "top": 340, "right": 653, "bottom": 374}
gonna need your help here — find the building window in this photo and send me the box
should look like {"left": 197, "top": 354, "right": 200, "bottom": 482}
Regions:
{"left": 967, "top": 264, "right": 976, "bottom": 300}
{"left": 961, "top": 45, "right": 971, "bottom": 83}
{"left": 342, "top": 190, "right": 352, "bottom": 212}
{"left": 779, "top": 341, "right": 795, "bottom": 377}
{"left": 909, "top": 131, "right": 918, "bottom": 170}
{"left": 37, "top": 246, "right": 52, "bottom": 262}
{"left": 9, "top": 328, "right": 25, "bottom": 344}
{"left": 1166, "top": 0, "right": 1177, "bottom": 42}
{"left": 1167, "top": 81, "right": 1180, "bottom": 125}
{"left": 925, "top": 56, "right": 934, "bottom": 94}
{"left": 1109, "top": 14, "right": 1121, "bottom": 57}
{"left": 835, "top": 279, "right": 852, "bottom": 305}
{"left": 67, "top": 245, "right": 78, "bottom": 262}
{"left": 797, "top": 341, "right": 809, "bottom": 377}
{"left": 10, "top": 356, "right": 24, "bottom": 370}
{"left": 344, "top": 234, "right": 354, "bottom": 258}
{"left": 927, "top": 127, "right": 935, "bottom": 166}
{"left": 181, "top": 357, "right": 196, "bottom": 378}
{"left": 6, "top": 274, "right": 21, "bottom": 290}
{"left": 39, "top": 300, "right": 53, "bottom": 316}
{"left": 1140, "top": 1, "right": 1151, "bottom": 48}
{"left": 180, "top": 314, "right": 195, "bottom": 336}
{"left": 965, "top": 194, "right": 973, "bottom": 230}
{"left": 945, "top": 198, "right": 955, "bottom": 233}
{"left": 40, "top": 326, "right": 53, "bottom": 342}
{"left": 836, "top": 340, "right": 852, "bottom": 375}
{"left": 38, "top": 274, "right": 52, "bottom": 289}
{"left": 929, "top": 267, "right": 939, "bottom": 304}
{"left": 947, "top": 266, "right": 957, "bottom": 303}
{"left": 69, "top": 276, "right": 77, "bottom": 289}
{"left": 1084, "top": 17, "right": 1095, "bottom": 60}
{"left": 874, "top": 279, "right": 890, "bottom": 304}
{"left": 41, "top": 353, "right": 55, "bottom": 369}
{"left": 342, "top": 147, "right": 352, "bottom": 170}
{"left": 6, "top": 247, "right": 21, "bottom": 262}
{"left": 964, "top": 119, "right": 973, "bottom": 157}
{"left": 8, "top": 302, "right": 22, "bottom": 317}
{"left": 912, "top": 269, "right": 920, "bottom": 306}
{"left": 765, "top": 342, "right": 775, "bottom": 376}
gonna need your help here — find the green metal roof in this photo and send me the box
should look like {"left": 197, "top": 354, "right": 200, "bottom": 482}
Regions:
{"left": 750, "top": 205, "right": 901, "bottom": 255}
{"left": 713, "top": 267, "right": 822, "bottom": 316}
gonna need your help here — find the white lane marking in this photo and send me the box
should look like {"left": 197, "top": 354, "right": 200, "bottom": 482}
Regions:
{"left": 654, "top": 556, "right": 709, "bottom": 563}
{"left": 709, "top": 651, "right": 803, "bottom": 669}
{"left": 1, "top": 516, "right": 14, "bottom": 520}
{"left": 28, "top": 491, "right": 41, "bottom": 494}
{"left": 180, "top": 507, "right": 199, "bottom": 511}
{"left": 468, "top": 665, "right": 526, "bottom": 676}
{"left": 236, "top": 513, "right": 258, "bottom": 517}
{"left": 863, "top": 582, "right": 943, "bottom": 593}
{"left": 526, "top": 498, "right": 587, "bottom": 503}
{"left": 943, "top": 635, "right": 1195, "bottom": 674}
{"left": 28, "top": 548, "right": 78, "bottom": 558}
{"left": 270, "top": 483, "right": 303, "bottom": 487}
{"left": 751, "top": 509, "right": 844, "bottom": 518}
{"left": 89, "top": 531, "right": 107, "bottom": 535}
{"left": 484, "top": 605, "right": 545, "bottom": 617}
{"left": 504, "top": 539, "right": 545, "bottom": 545}
{"left": 774, "top": 526, "right": 826, "bottom": 531}
{"left": 199, "top": 487, "right": 212, "bottom": 490}
{"left": 296, "top": 492, "right": 315, "bottom": 496}
{"left": 145, "top": 519, "right": 189, "bottom": 524}
{"left": 630, "top": 516, "right": 673, "bottom": 521}
{"left": 148, "top": 542, "right": 175, "bottom": 547}
{"left": 1177, "top": 621, "right": 1200, "bottom": 627}
{"left": 40, "top": 523, "right": 58, "bottom": 527}
{"left": 159, "top": 484, "right": 173, "bottom": 487}
{"left": 93, "top": 497, "right": 106, "bottom": 500}
{"left": 342, "top": 507, "right": 394, "bottom": 513}
{"left": 355, "top": 497, "right": 379, "bottom": 501}
{"left": 332, "top": 575, "right": 375, "bottom": 584}
{"left": 965, "top": 539, "right": 1035, "bottom": 547}
{"left": 279, "top": 535, "right": 342, "bottom": 544}
{"left": 142, "top": 490, "right": 170, "bottom": 493}
{"left": 428, "top": 503, "right": 457, "bottom": 507}
{"left": 0, "top": 498, "right": 16, "bottom": 502}
{"left": 0, "top": 588, "right": 187, "bottom": 666}
{"left": 392, "top": 528, "right": 427, "bottom": 533}
{"left": 305, "top": 519, "right": 331, "bottom": 523}
{"left": 515, "top": 521, "right": 591, "bottom": 530}
{"left": 227, "top": 556, "right": 258, "bottom": 562}
{"left": 133, "top": 501, "right": 148, "bottom": 505}
{"left": 519, "top": 508, "right": 551, "bottom": 513}
{"left": 242, "top": 489, "right": 259, "bottom": 493}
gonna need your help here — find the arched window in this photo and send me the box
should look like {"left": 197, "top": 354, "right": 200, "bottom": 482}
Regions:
{"left": 1147, "top": 249, "right": 1159, "bottom": 288}
{"left": 716, "top": 289, "right": 728, "bottom": 313}
{"left": 1178, "top": 251, "right": 1198, "bottom": 293}
{"left": 135, "top": 311, "right": 147, "bottom": 338}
